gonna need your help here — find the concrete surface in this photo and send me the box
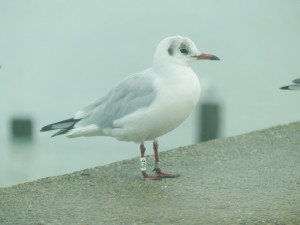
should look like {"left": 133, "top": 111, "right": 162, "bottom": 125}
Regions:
{"left": 0, "top": 122, "right": 300, "bottom": 225}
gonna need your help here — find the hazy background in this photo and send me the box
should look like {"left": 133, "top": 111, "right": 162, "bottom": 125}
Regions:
{"left": 1, "top": 0, "right": 299, "bottom": 187}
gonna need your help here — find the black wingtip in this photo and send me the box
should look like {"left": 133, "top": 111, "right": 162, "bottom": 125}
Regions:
{"left": 51, "top": 128, "right": 71, "bottom": 137}
{"left": 211, "top": 55, "right": 220, "bottom": 60}
{"left": 40, "top": 118, "right": 80, "bottom": 133}
{"left": 40, "top": 125, "right": 52, "bottom": 132}
{"left": 280, "top": 86, "right": 290, "bottom": 90}
{"left": 51, "top": 131, "right": 61, "bottom": 138}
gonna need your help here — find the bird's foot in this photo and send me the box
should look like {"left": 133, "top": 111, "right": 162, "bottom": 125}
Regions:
{"left": 153, "top": 168, "right": 180, "bottom": 178}
{"left": 142, "top": 171, "right": 162, "bottom": 180}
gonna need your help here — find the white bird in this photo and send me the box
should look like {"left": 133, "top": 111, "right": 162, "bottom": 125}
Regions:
{"left": 41, "top": 36, "right": 220, "bottom": 179}
{"left": 280, "top": 79, "right": 300, "bottom": 90}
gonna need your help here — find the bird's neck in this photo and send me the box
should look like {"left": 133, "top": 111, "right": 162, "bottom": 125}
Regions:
{"left": 152, "top": 59, "right": 190, "bottom": 76}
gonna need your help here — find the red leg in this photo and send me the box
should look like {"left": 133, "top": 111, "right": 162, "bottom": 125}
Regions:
{"left": 140, "top": 142, "right": 161, "bottom": 180}
{"left": 153, "top": 140, "right": 180, "bottom": 178}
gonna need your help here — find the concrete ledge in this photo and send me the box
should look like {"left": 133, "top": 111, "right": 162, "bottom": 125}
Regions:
{"left": 1, "top": 122, "right": 300, "bottom": 224}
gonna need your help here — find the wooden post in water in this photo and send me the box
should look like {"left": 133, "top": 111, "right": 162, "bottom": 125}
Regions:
{"left": 198, "top": 102, "right": 221, "bottom": 142}
{"left": 11, "top": 118, "right": 33, "bottom": 140}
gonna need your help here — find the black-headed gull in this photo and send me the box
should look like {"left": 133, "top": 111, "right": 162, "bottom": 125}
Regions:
{"left": 41, "top": 36, "right": 220, "bottom": 179}
{"left": 280, "top": 79, "right": 300, "bottom": 90}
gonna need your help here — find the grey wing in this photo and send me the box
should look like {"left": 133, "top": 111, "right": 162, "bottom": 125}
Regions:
{"left": 76, "top": 70, "right": 157, "bottom": 128}
{"left": 74, "top": 97, "right": 105, "bottom": 119}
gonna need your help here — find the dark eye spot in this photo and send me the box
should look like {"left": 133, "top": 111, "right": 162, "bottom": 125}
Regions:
{"left": 168, "top": 47, "right": 174, "bottom": 55}
{"left": 180, "top": 48, "right": 188, "bottom": 54}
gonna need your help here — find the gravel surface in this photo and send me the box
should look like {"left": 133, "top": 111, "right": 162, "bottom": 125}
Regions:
{"left": 1, "top": 122, "right": 300, "bottom": 225}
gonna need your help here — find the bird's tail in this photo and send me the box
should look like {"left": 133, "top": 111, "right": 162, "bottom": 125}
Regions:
{"left": 40, "top": 118, "right": 81, "bottom": 137}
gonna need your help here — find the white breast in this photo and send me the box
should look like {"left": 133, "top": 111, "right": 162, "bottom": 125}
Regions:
{"left": 112, "top": 66, "right": 201, "bottom": 142}
{"left": 150, "top": 68, "right": 200, "bottom": 135}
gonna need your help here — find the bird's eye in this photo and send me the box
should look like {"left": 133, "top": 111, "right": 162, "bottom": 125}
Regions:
{"left": 180, "top": 48, "right": 188, "bottom": 54}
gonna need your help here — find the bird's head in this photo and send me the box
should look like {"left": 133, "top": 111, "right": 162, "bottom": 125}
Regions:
{"left": 153, "top": 36, "right": 219, "bottom": 68}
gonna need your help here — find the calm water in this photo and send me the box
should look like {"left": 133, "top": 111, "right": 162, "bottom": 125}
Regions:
{"left": 1, "top": 0, "right": 300, "bottom": 187}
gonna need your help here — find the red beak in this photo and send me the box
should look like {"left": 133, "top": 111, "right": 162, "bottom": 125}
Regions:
{"left": 194, "top": 53, "right": 220, "bottom": 60}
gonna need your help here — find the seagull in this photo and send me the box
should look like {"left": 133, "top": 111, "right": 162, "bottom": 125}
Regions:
{"left": 280, "top": 79, "right": 300, "bottom": 90}
{"left": 41, "top": 36, "right": 220, "bottom": 180}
